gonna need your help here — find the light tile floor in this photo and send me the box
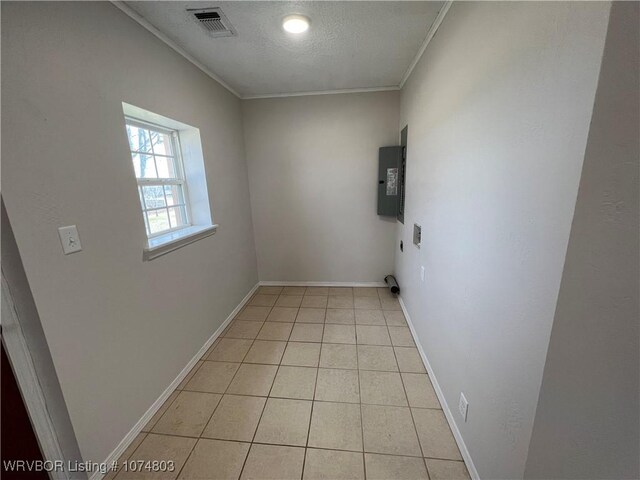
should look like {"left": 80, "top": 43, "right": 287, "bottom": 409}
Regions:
{"left": 109, "top": 286, "right": 470, "bottom": 480}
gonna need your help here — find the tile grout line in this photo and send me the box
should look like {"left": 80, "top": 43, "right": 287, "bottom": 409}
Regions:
{"left": 390, "top": 328, "right": 427, "bottom": 461}
{"left": 173, "top": 299, "right": 276, "bottom": 479}
{"left": 355, "top": 317, "right": 368, "bottom": 480}
{"left": 238, "top": 292, "right": 292, "bottom": 480}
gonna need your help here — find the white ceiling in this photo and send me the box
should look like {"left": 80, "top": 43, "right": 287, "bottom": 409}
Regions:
{"left": 123, "top": 1, "right": 445, "bottom": 98}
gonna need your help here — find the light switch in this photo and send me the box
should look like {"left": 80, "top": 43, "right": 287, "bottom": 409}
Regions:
{"left": 58, "top": 225, "right": 82, "bottom": 255}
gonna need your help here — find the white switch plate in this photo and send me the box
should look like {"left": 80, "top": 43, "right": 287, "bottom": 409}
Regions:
{"left": 459, "top": 392, "right": 469, "bottom": 422}
{"left": 58, "top": 225, "right": 82, "bottom": 255}
{"left": 420, "top": 266, "right": 425, "bottom": 282}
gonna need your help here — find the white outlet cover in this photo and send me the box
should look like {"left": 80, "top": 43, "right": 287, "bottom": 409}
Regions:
{"left": 420, "top": 266, "right": 425, "bottom": 282}
{"left": 58, "top": 225, "right": 82, "bottom": 255}
{"left": 459, "top": 392, "right": 468, "bottom": 422}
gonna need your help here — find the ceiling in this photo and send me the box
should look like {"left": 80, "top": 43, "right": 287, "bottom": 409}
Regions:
{"left": 123, "top": 1, "right": 446, "bottom": 98}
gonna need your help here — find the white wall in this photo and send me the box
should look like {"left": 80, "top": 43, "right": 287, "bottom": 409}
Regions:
{"left": 242, "top": 92, "right": 399, "bottom": 282}
{"left": 1, "top": 1, "right": 258, "bottom": 464}
{"left": 525, "top": 2, "right": 640, "bottom": 477}
{"left": 395, "top": 2, "right": 611, "bottom": 478}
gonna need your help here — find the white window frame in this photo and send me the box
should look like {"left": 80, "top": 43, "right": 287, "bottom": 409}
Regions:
{"left": 122, "top": 102, "right": 217, "bottom": 261}
{"left": 125, "top": 117, "right": 193, "bottom": 238}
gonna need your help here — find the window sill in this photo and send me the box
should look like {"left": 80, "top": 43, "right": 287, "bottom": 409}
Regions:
{"left": 143, "top": 224, "right": 218, "bottom": 261}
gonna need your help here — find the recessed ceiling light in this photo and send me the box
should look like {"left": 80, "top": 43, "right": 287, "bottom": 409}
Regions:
{"left": 283, "top": 14, "right": 310, "bottom": 34}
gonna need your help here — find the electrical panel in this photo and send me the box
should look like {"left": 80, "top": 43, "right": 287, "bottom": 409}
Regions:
{"left": 377, "top": 146, "right": 402, "bottom": 216}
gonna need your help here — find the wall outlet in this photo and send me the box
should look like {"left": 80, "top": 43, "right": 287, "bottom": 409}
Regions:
{"left": 420, "top": 265, "right": 425, "bottom": 282}
{"left": 413, "top": 223, "right": 422, "bottom": 247}
{"left": 58, "top": 225, "right": 82, "bottom": 255}
{"left": 459, "top": 392, "right": 469, "bottom": 422}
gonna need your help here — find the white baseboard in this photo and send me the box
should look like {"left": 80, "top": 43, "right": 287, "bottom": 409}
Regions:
{"left": 91, "top": 282, "right": 259, "bottom": 480}
{"left": 259, "top": 281, "right": 387, "bottom": 287}
{"left": 398, "top": 295, "right": 480, "bottom": 480}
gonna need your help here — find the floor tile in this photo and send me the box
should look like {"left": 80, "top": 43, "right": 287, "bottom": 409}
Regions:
{"left": 224, "top": 321, "right": 263, "bottom": 340}
{"left": 355, "top": 325, "right": 391, "bottom": 345}
{"left": 377, "top": 288, "right": 394, "bottom": 298}
{"left": 254, "top": 398, "right": 312, "bottom": 446}
{"left": 364, "top": 453, "right": 429, "bottom": 480}
{"left": 359, "top": 370, "right": 407, "bottom": 406}
{"left": 303, "top": 449, "right": 364, "bottom": 480}
{"left": 207, "top": 338, "right": 253, "bottom": 362}
{"left": 354, "top": 296, "right": 381, "bottom": 309}
{"left": 296, "top": 308, "right": 326, "bottom": 323}
{"left": 178, "top": 361, "right": 203, "bottom": 389}
{"left": 325, "top": 309, "right": 355, "bottom": 325}
{"left": 357, "top": 345, "right": 398, "bottom": 371}
{"left": 328, "top": 296, "right": 354, "bottom": 309}
{"left": 308, "top": 401, "right": 362, "bottom": 451}
{"left": 402, "top": 373, "right": 440, "bottom": 408}
{"left": 202, "top": 394, "right": 266, "bottom": 442}
{"left": 388, "top": 326, "right": 414, "bottom": 346}
{"left": 315, "top": 368, "right": 360, "bottom": 403}
{"left": 116, "top": 433, "right": 196, "bottom": 479}
{"left": 353, "top": 287, "right": 379, "bottom": 297}
{"left": 394, "top": 347, "right": 426, "bottom": 373}
{"left": 323, "top": 324, "right": 356, "bottom": 344}
{"left": 267, "top": 307, "right": 299, "bottom": 323}
{"left": 185, "top": 362, "right": 239, "bottom": 393}
{"left": 425, "top": 459, "right": 471, "bottom": 480}
{"left": 227, "top": 364, "right": 277, "bottom": 396}
{"left": 111, "top": 432, "right": 147, "bottom": 474}
{"left": 412, "top": 408, "right": 462, "bottom": 460}
{"left": 329, "top": 287, "right": 353, "bottom": 296}
{"left": 143, "top": 391, "right": 179, "bottom": 432}
{"left": 270, "top": 366, "right": 317, "bottom": 400}
{"left": 355, "top": 309, "right": 386, "bottom": 325}
{"left": 361, "top": 405, "right": 421, "bottom": 456}
{"left": 249, "top": 294, "right": 277, "bottom": 307}
{"left": 243, "top": 340, "right": 286, "bottom": 365}
{"left": 306, "top": 287, "right": 329, "bottom": 296}
{"left": 380, "top": 297, "right": 402, "bottom": 311}
{"left": 257, "top": 322, "right": 293, "bottom": 341}
{"left": 282, "top": 342, "right": 321, "bottom": 367}
{"left": 301, "top": 295, "right": 328, "bottom": 308}
{"left": 240, "top": 444, "right": 305, "bottom": 480}
{"left": 152, "top": 391, "right": 221, "bottom": 437}
{"left": 257, "top": 286, "right": 283, "bottom": 295}
{"left": 319, "top": 344, "right": 357, "bottom": 369}
{"left": 282, "top": 286, "right": 307, "bottom": 295}
{"left": 178, "top": 439, "right": 249, "bottom": 480}
{"left": 290, "top": 323, "right": 324, "bottom": 342}
{"left": 276, "top": 295, "right": 303, "bottom": 307}
{"left": 236, "top": 306, "right": 271, "bottom": 322}
{"left": 384, "top": 310, "right": 407, "bottom": 326}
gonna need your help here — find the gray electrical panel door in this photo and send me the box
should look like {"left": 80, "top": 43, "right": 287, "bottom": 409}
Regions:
{"left": 377, "top": 146, "right": 402, "bottom": 216}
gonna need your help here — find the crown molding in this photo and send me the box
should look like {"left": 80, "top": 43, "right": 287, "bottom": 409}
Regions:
{"left": 399, "top": 0, "right": 453, "bottom": 88}
{"left": 110, "top": 1, "right": 241, "bottom": 99}
{"left": 243, "top": 85, "right": 401, "bottom": 100}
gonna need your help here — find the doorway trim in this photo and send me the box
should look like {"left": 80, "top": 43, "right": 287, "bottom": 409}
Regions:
{"left": 2, "top": 272, "right": 69, "bottom": 480}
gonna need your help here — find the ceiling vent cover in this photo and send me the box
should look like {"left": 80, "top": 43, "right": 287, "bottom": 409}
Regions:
{"left": 188, "top": 8, "right": 236, "bottom": 37}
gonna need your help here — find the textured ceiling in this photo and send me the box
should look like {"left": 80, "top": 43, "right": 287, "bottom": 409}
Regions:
{"left": 124, "top": 1, "right": 445, "bottom": 97}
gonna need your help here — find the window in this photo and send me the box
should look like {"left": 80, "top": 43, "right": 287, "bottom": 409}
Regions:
{"left": 125, "top": 120, "right": 190, "bottom": 237}
{"left": 122, "top": 103, "right": 216, "bottom": 261}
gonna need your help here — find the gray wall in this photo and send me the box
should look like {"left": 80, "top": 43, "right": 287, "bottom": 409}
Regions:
{"left": 242, "top": 92, "right": 399, "bottom": 282}
{"left": 395, "top": 2, "right": 611, "bottom": 478}
{"left": 525, "top": 2, "right": 640, "bottom": 477}
{"left": 1, "top": 1, "right": 258, "bottom": 464}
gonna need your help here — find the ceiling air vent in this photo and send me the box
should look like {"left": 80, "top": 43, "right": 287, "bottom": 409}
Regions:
{"left": 188, "top": 8, "right": 236, "bottom": 37}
